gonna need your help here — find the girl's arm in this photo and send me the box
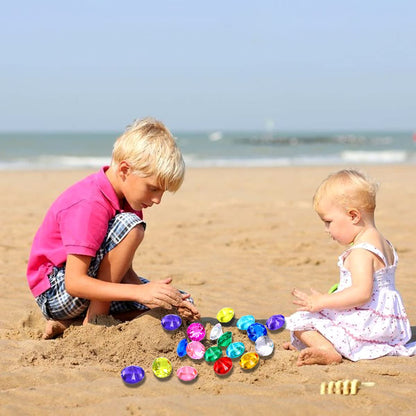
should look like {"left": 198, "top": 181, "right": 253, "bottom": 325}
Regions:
{"left": 292, "top": 248, "right": 374, "bottom": 312}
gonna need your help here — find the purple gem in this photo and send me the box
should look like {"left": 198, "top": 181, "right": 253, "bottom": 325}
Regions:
{"left": 246, "top": 323, "right": 267, "bottom": 342}
{"left": 161, "top": 314, "right": 182, "bottom": 331}
{"left": 266, "top": 314, "right": 285, "bottom": 331}
{"left": 121, "top": 366, "right": 145, "bottom": 385}
{"left": 187, "top": 322, "right": 206, "bottom": 341}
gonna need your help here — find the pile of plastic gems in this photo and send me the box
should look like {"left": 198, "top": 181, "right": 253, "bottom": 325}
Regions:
{"left": 120, "top": 307, "right": 285, "bottom": 385}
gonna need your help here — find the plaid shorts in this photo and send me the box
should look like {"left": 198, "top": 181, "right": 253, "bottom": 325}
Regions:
{"left": 35, "top": 212, "right": 151, "bottom": 320}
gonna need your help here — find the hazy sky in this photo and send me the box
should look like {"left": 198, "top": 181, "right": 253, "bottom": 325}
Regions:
{"left": 1, "top": 1, "right": 415, "bottom": 131}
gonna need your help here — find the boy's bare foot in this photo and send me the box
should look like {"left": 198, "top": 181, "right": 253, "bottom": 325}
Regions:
{"left": 42, "top": 319, "right": 71, "bottom": 339}
{"left": 282, "top": 342, "right": 297, "bottom": 351}
{"left": 297, "top": 347, "right": 342, "bottom": 366}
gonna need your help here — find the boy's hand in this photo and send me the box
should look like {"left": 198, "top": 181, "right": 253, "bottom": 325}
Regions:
{"left": 176, "top": 294, "right": 201, "bottom": 321}
{"left": 137, "top": 278, "right": 182, "bottom": 310}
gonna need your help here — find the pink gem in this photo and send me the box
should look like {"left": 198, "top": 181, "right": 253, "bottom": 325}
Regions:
{"left": 186, "top": 341, "right": 206, "bottom": 360}
{"left": 187, "top": 322, "right": 206, "bottom": 341}
{"left": 177, "top": 366, "right": 198, "bottom": 382}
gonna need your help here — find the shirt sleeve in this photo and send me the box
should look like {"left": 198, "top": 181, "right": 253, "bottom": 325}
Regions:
{"left": 58, "top": 200, "right": 110, "bottom": 257}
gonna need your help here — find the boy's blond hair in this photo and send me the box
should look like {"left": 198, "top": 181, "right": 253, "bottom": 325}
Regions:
{"left": 111, "top": 117, "right": 185, "bottom": 192}
{"left": 313, "top": 169, "right": 378, "bottom": 213}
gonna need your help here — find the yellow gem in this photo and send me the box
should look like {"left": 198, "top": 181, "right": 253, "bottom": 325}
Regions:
{"left": 152, "top": 357, "right": 172, "bottom": 378}
{"left": 239, "top": 352, "right": 259, "bottom": 370}
{"left": 216, "top": 307, "right": 235, "bottom": 323}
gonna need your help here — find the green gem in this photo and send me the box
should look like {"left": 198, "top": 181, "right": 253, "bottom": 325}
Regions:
{"left": 217, "top": 331, "right": 232, "bottom": 348}
{"left": 204, "top": 346, "right": 223, "bottom": 362}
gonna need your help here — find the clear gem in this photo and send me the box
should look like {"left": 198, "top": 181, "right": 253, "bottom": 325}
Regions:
{"left": 204, "top": 346, "right": 223, "bottom": 362}
{"left": 239, "top": 352, "right": 259, "bottom": 370}
{"left": 152, "top": 357, "right": 172, "bottom": 378}
{"left": 186, "top": 341, "right": 206, "bottom": 360}
{"left": 176, "top": 338, "right": 188, "bottom": 357}
{"left": 246, "top": 323, "right": 267, "bottom": 341}
{"left": 177, "top": 366, "right": 198, "bottom": 382}
{"left": 217, "top": 331, "right": 233, "bottom": 348}
{"left": 226, "top": 342, "right": 245, "bottom": 359}
{"left": 266, "top": 314, "right": 285, "bottom": 331}
{"left": 210, "top": 323, "right": 223, "bottom": 340}
{"left": 216, "top": 307, "right": 235, "bottom": 323}
{"left": 161, "top": 314, "right": 182, "bottom": 331}
{"left": 213, "top": 356, "right": 233, "bottom": 375}
{"left": 236, "top": 315, "right": 256, "bottom": 331}
{"left": 187, "top": 322, "right": 206, "bottom": 341}
{"left": 255, "top": 335, "right": 274, "bottom": 357}
{"left": 121, "top": 365, "right": 145, "bottom": 384}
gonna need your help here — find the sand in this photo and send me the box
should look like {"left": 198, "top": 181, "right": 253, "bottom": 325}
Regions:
{"left": 1, "top": 165, "right": 415, "bottom": 415}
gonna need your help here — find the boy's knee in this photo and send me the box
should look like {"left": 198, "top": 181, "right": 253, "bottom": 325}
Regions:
{"left": 127, "top": 224, "right": 145, "bottom": 246}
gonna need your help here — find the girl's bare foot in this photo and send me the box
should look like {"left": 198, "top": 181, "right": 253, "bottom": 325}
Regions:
{"left": 297, "top": 347, "right": 342, "bottom": 366}
{"left": 282, "top": 342, "right": 298, "bottom": 351}
{"left": 42, "top": 319, "right": 72, "bottom": 339}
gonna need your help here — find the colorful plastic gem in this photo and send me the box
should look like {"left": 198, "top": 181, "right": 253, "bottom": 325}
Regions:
{"left": 210, "top": 323, "right": 223, "bottom": 340}
{"left": 213, "top": 356, "right": 233, "bottom": 375}
{"left": 239, "top": 352, "right": 260, "bottom": 370}
{"left": 216, "top": 307, "right": 235, "bottom": 323}
{"left": 186, "top": 341, "right": 206, "bottom": 360}
{"left": 328, "top": 283, "right": 339, "bottom": 294}
{"left": 121, "top": 365, "right": 145, "bottom": 385}
{"left": 177, "top": 366, "right": 198, "bottom": 382}
{"left": 152, "top": 357, "right": 172, "bottom": 378}
{"left": 266, "top": 314, "right": 285, "bottom": 331}
{"left": 226, "top": 342, "right": 246, "bottom": 359}
{"left": 255, "top": 335, "right": 274, "bottom": 357}
{"left": 187, "top": 322, "right": 206, "bottom": 341}
{"left": 204, "top": 346, "right": 223, "bottom": 362}
{"left": 236, "top": 315, "right": 256, "bottom": 331}
{"left": 176, "top": 338, "right": 188, "bottom": 357}
{"left": 247, "top": 323, "right": 267, "bottom": 341}
{"left": 217, "top": 331, "right": 233, "bottom": 348}
{"left": 161, "top": 314, "right": 182, "bottom": 331}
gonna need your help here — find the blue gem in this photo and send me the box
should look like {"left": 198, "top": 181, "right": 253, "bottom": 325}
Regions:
{"left": 236, "top": 315, "right": 256, "bottom": 331}
{"left": 226, "top": 342, "right": 246, "bottom": 358}
{"left": 177, "top": 338, "right": 188, "bottom": 357}
{"left": 266, "top": 314, "right": 285, "bottom": 331}
{"left": 121, "top": 365, "right": 145, "bottom": 385}
{"left": 161, "top": 314, "right": 182, "bottom": 331}
{"left": 247, "top": 323, "right": 267, "bottom": 341}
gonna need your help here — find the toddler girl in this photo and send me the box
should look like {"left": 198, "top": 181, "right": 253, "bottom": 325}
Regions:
{"left": 284, "top": 169, "right": 416, "bottom": 365}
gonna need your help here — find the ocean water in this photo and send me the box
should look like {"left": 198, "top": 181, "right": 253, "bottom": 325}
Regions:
{"left": 0, "top": 130, "right": 415, "bottom": 170}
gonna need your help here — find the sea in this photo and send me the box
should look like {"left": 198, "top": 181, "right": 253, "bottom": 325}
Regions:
{"left": 1, "top": 130, "right": 415, "bottom": 170}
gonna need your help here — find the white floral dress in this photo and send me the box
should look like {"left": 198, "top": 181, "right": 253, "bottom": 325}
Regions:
{"left": 285, "top": 242, "right": 416, "bottom": 361}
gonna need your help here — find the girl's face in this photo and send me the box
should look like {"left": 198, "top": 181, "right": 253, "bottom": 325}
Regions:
{"left": 315, "top": 198, "right": 357, "bottom": 245}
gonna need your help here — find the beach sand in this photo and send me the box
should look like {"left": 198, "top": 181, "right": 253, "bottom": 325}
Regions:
{"left": 1, "top": 165, "right": 415, "bottom": 415}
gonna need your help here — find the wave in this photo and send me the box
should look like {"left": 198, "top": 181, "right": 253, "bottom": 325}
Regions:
{"left": 0, "top": 150, "right": 414, "bottom": 171}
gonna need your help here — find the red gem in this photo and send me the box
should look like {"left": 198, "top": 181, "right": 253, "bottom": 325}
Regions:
{"left": 213, "top": 357, "right": 233, "bottom": 375}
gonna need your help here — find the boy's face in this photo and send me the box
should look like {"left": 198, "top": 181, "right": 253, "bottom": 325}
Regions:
{"left": 121, "top": 171, "right": 165, "bottom": 211}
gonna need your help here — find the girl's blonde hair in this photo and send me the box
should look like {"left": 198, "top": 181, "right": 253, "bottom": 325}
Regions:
{"left": 313, "top": 169, "right": 378, "bottom": 213}
{"left": 111, "top": 117, "right": 185, "bottom": 192}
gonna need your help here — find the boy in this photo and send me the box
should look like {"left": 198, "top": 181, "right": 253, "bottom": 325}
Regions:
{"left": 27, "top": 117, "right": 200, "bottom": 339}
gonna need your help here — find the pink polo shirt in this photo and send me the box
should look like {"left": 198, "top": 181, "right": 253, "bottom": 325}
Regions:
{"left": 27, "top": 167, "right": 143, "bottom": 297}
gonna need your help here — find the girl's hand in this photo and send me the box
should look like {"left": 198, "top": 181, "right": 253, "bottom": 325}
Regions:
{"left": 292, "top": 288, "right": 324, "bottom": 312}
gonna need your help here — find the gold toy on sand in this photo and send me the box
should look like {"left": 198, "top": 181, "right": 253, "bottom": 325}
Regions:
{"left": 320, "top": 379, "right": 375, "bottom": 395}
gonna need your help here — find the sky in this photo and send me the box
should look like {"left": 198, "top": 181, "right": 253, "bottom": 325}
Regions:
{"left": 1, "top": 1, "right": 415, "bottom": 132}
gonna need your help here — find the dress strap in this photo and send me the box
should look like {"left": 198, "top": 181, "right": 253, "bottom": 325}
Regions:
{"left": 348, "top": 242, "right": 395, "bottom": 267}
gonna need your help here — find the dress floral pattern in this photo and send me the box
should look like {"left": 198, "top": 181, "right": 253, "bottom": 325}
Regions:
{"left": 285, "top": 242, "right": 416, "bottom": 361}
